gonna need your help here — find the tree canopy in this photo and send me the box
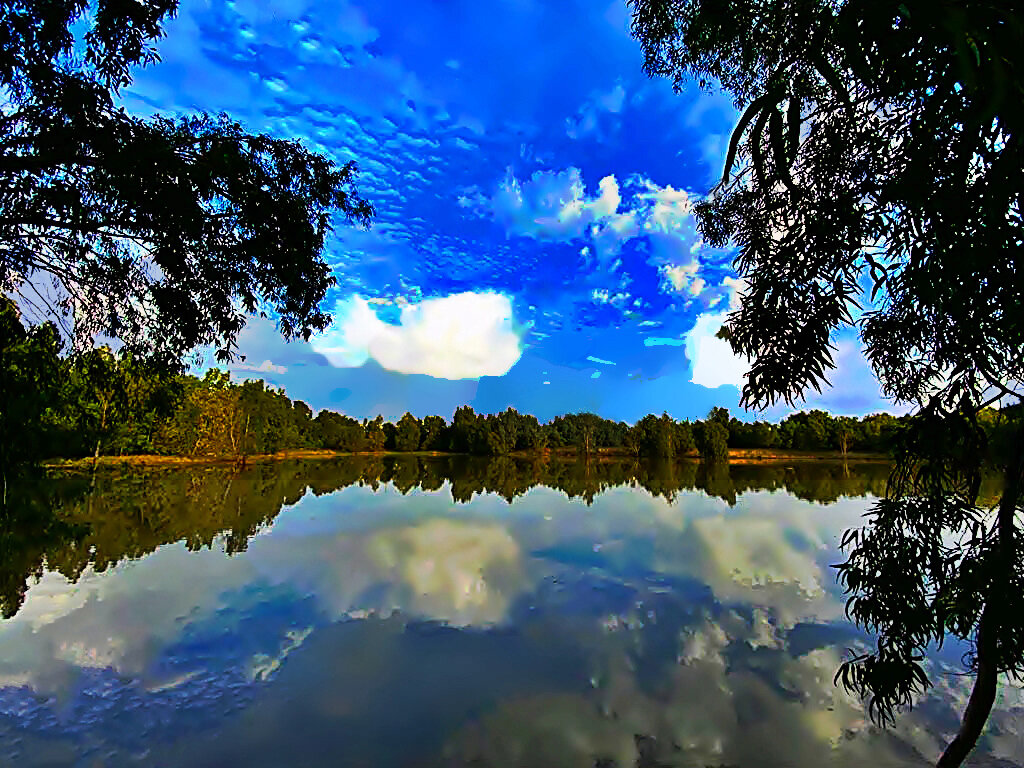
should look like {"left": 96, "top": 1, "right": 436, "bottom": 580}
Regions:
{"left": 629, "top": 1, "right": 1024, "bottom": 765}
{"left": 1, "top": 304, "right": 934, "bottom": 471}
{"left": 0, "top": 0, "right": 373, "bottom": 368}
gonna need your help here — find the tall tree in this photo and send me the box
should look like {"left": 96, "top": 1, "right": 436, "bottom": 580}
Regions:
{"left": 1, "top": 1, "right": 372, "bottom": 367}
{"left": 66, "top": 346, "right": 130, "bottom": 472}
{"left": 0, "top": 297, "right": 61, "bottom": 496}
{"left": 418, "top": 414, "right": 448, "bottom": 452}
{"left": 395, "top": 412, "right": 422, "bottom": 452}
{"left": 629, "top": 1, "right": 1024, "bottom": 765}
{"left": 697, "top": 420, "right": 729, "bottom": 462}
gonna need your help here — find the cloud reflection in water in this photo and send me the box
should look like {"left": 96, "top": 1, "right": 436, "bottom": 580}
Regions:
{"left": 0, "top": 458, "right": 1019, "bottom": 767}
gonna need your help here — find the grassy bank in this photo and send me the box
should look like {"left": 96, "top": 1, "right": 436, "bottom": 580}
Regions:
{"left": 43, "top": 447, "right": 889, "bottom": 471}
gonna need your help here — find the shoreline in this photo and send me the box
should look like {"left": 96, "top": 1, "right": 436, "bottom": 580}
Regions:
{"left": 43, "top": 448, "right": 890, "bottom": 471}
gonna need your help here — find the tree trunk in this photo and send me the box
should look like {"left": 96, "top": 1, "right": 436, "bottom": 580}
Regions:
{"left": 90, "top": 398, "right": 109, "bottom": 492}
{"left": 937, "top": 418, "right": 1023, "bottom": 767}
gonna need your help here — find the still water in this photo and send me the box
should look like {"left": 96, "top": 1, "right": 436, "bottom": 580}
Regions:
{"left": 0, "top": 457, "right": 1020, "bottom": 767}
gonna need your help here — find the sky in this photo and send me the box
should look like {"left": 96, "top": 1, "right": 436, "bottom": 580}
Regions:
{"left": 121, "top": 0, "right": 896, "bottom": 423}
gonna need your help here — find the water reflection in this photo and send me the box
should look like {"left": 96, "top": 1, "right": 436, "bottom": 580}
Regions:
{"left": 1, "top": 457, "right": 894, "bottom": 619}
{"left": 0, "top": 458, "right": 1019, "bottom": 767}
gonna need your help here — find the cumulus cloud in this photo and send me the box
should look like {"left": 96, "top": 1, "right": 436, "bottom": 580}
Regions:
{"left": 485, "top": 168, "right": 720, "bottom": 300}
{"left": 684, "top": 312, "right": 748, "bottom": 390}
{"left": 491, "top": 167, "right": 629, "bottom": 246}
{"left": 590, "top": 288, "right": 629, "bottom": 306}
{"left": 311, "top": 292, "right": 524, "bottom": 380}
{"left": 660, "top": 262, "right": 701, "bottom": 295}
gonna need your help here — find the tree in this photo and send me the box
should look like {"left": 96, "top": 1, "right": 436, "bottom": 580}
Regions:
{"left": 573, "top": 412, "right": 602, "bottom": 456}
{"left": 0, "top": 297, "right": 61, "bottom": 497}
{"left": 526, "top": 422, "right": 548, "bottom": 453}
{"left": 184, "top": 369, "right": 243, "bottom": 457}
{"left": 395, "top": 412, "right": 421, "bottom": 452}
{"left": 450, "top": 406, "right": 482, "bottom": 453}
{"left": 290, "top": 401, "right": 317, "bottom": 448}
{"left": 782, "top": 409, "right": 831, "bottom": 450}
{"left": 419, "top": 415, "right": 448, "bottom": 451}
{"left": 314, "top": 410, "right": 365, "bottom": 452}
{"left": 66, "top": 346, "right": 130, "bottom": 472}
{"left": 630, "top": 1, "right": 1024, "bottom": 765}
{"left": 832, "top": 415, "right": 858, "bottom": 458}
{"left": 707, "top": 407, "right": 730, "bottom": 428}
{"left": 698, "top": 420, "right": 729, "bottom": 462}
{"left": 1, "top": 1, "right": 373, "bottom": 367}
{"left": 624, "top": 425, "right": 644, "bottom": 459}
{"left": 674, "top": 419, "right": 695, "bottom": 455}
{"left": 364, "top": 416, "right": 387, "bottom": 452}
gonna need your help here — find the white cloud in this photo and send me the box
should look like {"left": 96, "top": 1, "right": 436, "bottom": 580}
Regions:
{"left": 491, "top": 168, "right": 626, "bottom": 246}
{"left": 722, "top": 276, "right": 747, "bottom": 311}
{"left": 485, "top": 167, "right": 745, "bottom": 312}
{"left": 232, "top": 359, "right": 288, "bottom": 374}
{"left": 643, "top": 336, "right": 685, "bottom": 347}
{"left": 590, "top": 288, "right": 629, "bottom": 306}
{"left": 639, "top": 181, "right": 693, "bottom": 233}
{"left": 660, "top": 263, "right": 700, "bottom": 294}
{"left": 489, "top": 168, "right": 707, "bottom": 277}
{"left": 684, "top": 312, "right": 747, "bottom": 390}
{"left": 311, "top": 292, "right": 524, "bottom": 380}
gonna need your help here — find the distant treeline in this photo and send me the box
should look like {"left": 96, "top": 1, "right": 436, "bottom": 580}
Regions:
{"left": 19, "top": 348, "right": 912, "bottom": 463}
{"left": 20, "top": 353, "right": 1018, "bottom": 463}
{"left": 5, "top": 297, "right": 1019, "bottom": 467}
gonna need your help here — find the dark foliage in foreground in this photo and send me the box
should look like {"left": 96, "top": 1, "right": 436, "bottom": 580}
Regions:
{"left": 1, "top": 0, "right": 372, "bottom": 368}
{"left": 629, "top": 1, "right": 1024, "bottom": 765}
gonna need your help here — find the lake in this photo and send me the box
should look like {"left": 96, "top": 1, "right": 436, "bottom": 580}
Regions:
{"left": 0, "top": 457, "right": 1020, "bottom": 767}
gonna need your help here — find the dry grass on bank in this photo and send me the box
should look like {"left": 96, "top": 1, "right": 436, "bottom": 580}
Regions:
{"left": 43, "top": 447, "right": 888, "bottom": 471}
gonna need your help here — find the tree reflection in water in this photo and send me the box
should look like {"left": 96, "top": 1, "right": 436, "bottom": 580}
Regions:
{"left": 0, "top": 457, "right": 897, "bottom": 620}
{"left": 0, "top": 457, "right": 1016, "bottom": 767}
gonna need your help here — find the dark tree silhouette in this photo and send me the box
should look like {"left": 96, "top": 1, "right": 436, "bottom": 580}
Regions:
{"left": 698, "top": 419, "right": 729, "bottom": 462}
{"left": 1, "top": 1, "right": 373, "bottom": 367}
{"left": 0, "top": 297, "right": 61, "bottom": 493}
{"left": 629, "top": 1, "right": 1024, "bottom": 765}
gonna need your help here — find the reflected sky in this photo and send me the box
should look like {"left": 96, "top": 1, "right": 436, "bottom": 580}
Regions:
{"left": 0, "top": 460, "right": 1021, "bottom": 767}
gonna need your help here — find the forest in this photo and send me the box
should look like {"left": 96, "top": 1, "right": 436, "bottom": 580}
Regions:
{"left": 6, "top": 298, "right": 1020, "bottom": 469}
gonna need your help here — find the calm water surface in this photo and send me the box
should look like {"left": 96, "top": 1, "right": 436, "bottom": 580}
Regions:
{"left": 0, "top": 457, "right": 1020, "bottom": 767}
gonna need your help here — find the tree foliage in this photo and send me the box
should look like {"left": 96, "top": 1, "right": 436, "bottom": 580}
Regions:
{"left": 629, "top": 1, "right": 1024, "bottom": 764}
{"left": 631, "top": 0, "right": 1022, "bottom": 411}
{"left": 0, "top": 297, "right": 61, "bottom": 491}
{"left": 1, "top": 0, "right": 373, "bottom": 366}
{"left": 4, "top": 294, "right": 972, "bottom": 476}
{"left": 698, "top": 420, "right": 729, "bottom": 462}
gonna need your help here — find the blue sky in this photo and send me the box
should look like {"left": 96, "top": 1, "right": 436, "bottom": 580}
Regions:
{"left": 124, "top": 0, "right": 894, "bottom": 422}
